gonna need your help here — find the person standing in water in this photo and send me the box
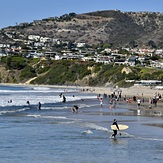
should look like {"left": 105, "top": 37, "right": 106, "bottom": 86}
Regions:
{"left": 99, "top": 98, "right": 103, "bottom": 108}
{"left": 63, "top": 95, "right": 66, "bottom": 103}
{"left": 111, "top": 119, "right": 119, "bottom": 138}
{"left": 27, "top": 101, "right": 30, "bottom": 105}
{"left": 137, "top": 97, "right": 141, "bottom": 109}
{"left": 71, "top": 105, "right": 79, "bottom": 113}
{"left": 38, "top": 102, "right": 41, "bottom": 110}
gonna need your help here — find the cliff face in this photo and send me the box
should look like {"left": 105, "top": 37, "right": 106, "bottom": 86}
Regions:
{"left": 0, "top": 66, "right": 21, "bottom": 83}
{"left": 0, "top": 10, "right": 163, "bottom": 48}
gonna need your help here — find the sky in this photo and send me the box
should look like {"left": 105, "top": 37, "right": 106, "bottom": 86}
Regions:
{"left": 0, "top": 0, "right": 162, "bottom": 29}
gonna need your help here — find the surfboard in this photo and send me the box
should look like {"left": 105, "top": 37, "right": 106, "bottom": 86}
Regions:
{"left": 111, "top": 124, "right": 129, "bottom": 131}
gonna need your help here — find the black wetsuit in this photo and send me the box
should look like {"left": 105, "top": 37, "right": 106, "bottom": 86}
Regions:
{"left": 112, "top": 121, "right": 119, "bottom": 138}
{"left": 38, "top": 102, "right": 41, "bottom": 110}
{"left": 72, "top": 105, "right": 79, "bottom": 113}
{"left": 63, "top": 95, "right": 66, "bottom": 103}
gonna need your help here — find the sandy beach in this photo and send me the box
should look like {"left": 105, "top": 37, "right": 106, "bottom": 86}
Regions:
{"left": 90, "top": 85, "right": 163, "bottom": 118}
{"left": 91, "top": 85, "right": 161, "bottom": 98}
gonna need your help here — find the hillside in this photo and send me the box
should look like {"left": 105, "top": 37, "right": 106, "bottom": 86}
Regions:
{"left": 1, "top": 57, "right": 163, "bottom": 87}
{"left": 0, "top": 10, "right": 163, "bottom": 48}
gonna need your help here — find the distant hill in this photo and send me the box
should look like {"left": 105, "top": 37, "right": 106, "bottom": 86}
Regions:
{"left": 0, "top": 10, "right": 163, "bottom": 48}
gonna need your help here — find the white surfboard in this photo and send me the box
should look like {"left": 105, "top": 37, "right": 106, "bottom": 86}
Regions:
{"left": 111, "top": 124, "right": 129, "bottom": 131}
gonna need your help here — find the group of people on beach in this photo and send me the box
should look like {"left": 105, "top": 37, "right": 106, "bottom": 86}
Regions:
{"left": 97, "top": 91, "right": 122, "bottom": 109}
{"left": 97, "top": 89, "right": 163, "bottom": 111}
{"left": 22, "top": 89, "right": 123, "bottom": 138}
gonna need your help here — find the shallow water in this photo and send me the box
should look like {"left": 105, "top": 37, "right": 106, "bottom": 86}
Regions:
{"left": 0, "top": 84, "right": 162, "bottom": 163}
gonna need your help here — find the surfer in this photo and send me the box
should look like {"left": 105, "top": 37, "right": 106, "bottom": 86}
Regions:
{"left": 27, "top": 101, "right": 30, "bottom": 105}
{"left": 59, "top": 93, "right": 63, "bottom": 98}
{"left": 63, "top": 95, "right": 66, "bottom": 103}
{"left": 71, "top": 105, "right": 79, "bottom": 113}
{"left": 111, "top": 119, "right": 119, "bottom": 138}
{"left": 38, "top": 102, "right": 41, "bottom": 110}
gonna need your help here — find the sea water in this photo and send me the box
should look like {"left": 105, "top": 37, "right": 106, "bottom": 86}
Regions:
{"left": 0, "top": 84, "right": 162, "bottom": 163}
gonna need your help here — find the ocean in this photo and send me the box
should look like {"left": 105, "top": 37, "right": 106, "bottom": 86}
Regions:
{"left": 0, "top": 84, "right": 162, "bottom": 163}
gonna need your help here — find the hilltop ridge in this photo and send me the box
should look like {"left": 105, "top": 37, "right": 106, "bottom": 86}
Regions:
{"left": 0, "top": 10, "right": 163, "bottom": 48}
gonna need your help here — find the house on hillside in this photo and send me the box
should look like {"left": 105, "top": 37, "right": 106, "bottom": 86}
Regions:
{"left": 95, "top": 56, "right": 112, "bottom": 64}
{"left": 150, "top": 61, "right": 163, "bottom": 68}
{"left": 28, "top": 35, "right": 40, "bottom": 41}
{"left": 126, "top": 56, "right": 140, "bottom": 66}
{"left": 76, "top": 43, "right": 86, "bottom": 48}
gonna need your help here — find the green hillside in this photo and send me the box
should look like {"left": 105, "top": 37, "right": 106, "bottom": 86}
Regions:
{"left": 1, "top": 56, "right": 163, "bottom": 87}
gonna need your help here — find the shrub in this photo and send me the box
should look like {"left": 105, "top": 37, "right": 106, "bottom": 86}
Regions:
{"left": 20, "top": 66, "right": 36, "bottom": 80}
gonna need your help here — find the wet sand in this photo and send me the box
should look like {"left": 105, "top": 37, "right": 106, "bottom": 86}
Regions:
{"left": 143, "top": 123, "right": 163, "bottom": 128}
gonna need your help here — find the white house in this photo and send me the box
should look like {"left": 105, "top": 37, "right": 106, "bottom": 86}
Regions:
{"left": 76, "top": 43, "right": 86, "bottom": 48}
{"left": 40, "top": 37, "right": 52, "bottom": 43}
{"left": 28, "top": 35, "right": 40, "bottom": 41}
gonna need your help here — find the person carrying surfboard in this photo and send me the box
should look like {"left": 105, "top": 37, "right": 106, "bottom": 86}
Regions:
{"left": 111, "top": 119, "right": 119, "bottom": 138}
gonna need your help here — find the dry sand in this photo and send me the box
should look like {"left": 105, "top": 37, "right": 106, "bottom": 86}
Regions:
{"left": 92, "top": 85, "right": 161, "bottom": 98}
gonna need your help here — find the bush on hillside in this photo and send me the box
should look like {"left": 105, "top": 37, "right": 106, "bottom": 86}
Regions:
{"left": 1, "top": 56, "right": 27, "bottom": 70}
{"left": 32, "top": 60, "right": 93, "bottom": 85}
{"left": 20, "top": 66, "right": 36, "bottom": 81}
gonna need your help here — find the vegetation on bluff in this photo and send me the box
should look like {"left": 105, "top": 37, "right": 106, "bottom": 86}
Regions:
{"left": 1, "top": 56, "right": 163, "bottom": 87}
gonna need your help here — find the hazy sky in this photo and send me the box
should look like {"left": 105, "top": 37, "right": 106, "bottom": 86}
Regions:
{"left": 0, "top": 0, "right": 162, "bottom": 28}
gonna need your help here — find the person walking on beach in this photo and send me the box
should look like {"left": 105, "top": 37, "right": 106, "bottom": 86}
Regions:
{"left": 111, "top": 119, "right": 119, "bottom": 138}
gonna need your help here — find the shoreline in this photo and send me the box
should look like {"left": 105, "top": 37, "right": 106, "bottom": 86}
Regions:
{"left": 0, "top": 83, "right": 163, "bottom": 125}
{"left": 1, "top": 82, "right": 163, "bottom": 98}
{"left": 1, "top": 82, "right": 163, "bottom": 99}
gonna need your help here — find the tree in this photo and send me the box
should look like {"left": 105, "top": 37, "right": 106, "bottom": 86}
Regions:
{"left": 148, "top": 40, "right": 157, "bottom": 48}
{"left": 69, "top": 12, "right": 76, "bottom": 17}
{"left": 6, "top": 57, "right": 11, "bottom": 70}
